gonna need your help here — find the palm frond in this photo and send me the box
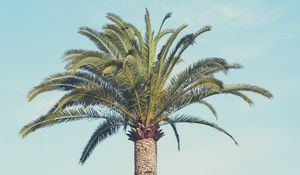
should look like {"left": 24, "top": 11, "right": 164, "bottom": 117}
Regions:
{"left": 166, "top": 120, "right": 180, "bottom": 150}
{"left": 100, "top": 59, "right": 123, "bottom": 74}
{"left": 27, "top": 83, "right": 76, "bottom": 102}
{"left": 54, "top": 87, "right": 127, "bottom": 114}
{"left": 63, "top": 50, "right": 109, "bottom": 72}
{"left": 20, "top": 107, "right": 118, "bottom": 138}
{"left": 167, "top": 58, "right": 241, "bottom": 94}
{"left": 104, "top": 26, "right": 128, "bottom": 56}
{"left": 154, "top": 24, "right": 188, "bottom": 94}
{"left": 106, "top": 13, "right": 137, "bottom": 51}
{"left": 166, "top": 115, "right": 238, "bottom": 145}
{"left": 67, "top": 55, "right": 108, "bottom": 73}
{"left": 118, "top": 64, "right": 145, "bottom": 121}
{"left": 79, "top": 120, "right": 121, "bottom": 164}
{"left": 64, "top": 49, "right": 88, "bottom": 56}
{"left": 160, "top": 26, "right": 212, "bottom": 83}
{"left": 154, "top": 29, "right": 174, "bottom": 44}
{"left": 144, "top": 8, "right": 155, "bottom": 73}
{"left": 158, "top": 12, "right": 172, "bottom": 33}
{"left": 225, "top": 91, "right": 254, "bottom": 106}
{"left": 156, "top": 25, "right": 187, "bottom": 74}
{"left": 124, "top": 22, "right": 145, "bottom": 55}
{"left": 26, "top": 70, "right": 100, "bottom": 101}
{"left": 79, "top": 27, "right": 118, "bottom": 58}
{"left": 223, "top": 84, "right": 273, "bottom": 98}
{"left": 154, "top": 86, "right": 220, "bottom": 120}
{"left": 198, "top": 100, "right": 218, "bottom": 119}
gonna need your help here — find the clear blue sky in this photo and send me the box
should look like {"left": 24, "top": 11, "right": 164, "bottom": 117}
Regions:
{"left": 1, "top": 0, "right": 299, "bottom": 175}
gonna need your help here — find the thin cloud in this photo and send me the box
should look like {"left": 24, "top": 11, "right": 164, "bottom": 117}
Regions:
{"left": 159, "top": 129, "right": 296, "bottom": 175}
{"left": 9, "top": 88, "right": 25, "bottom": 93}
{"left": 16, "top": 97, "right": 60, "bottom": 124}
{"left": 168, "top": 2, "right": 281, "bottom": 28}
{"left": 215, "top": 5, "right": 255, "bottom": 20}
{"left": 217, "top": 44, "right": 270, "bottom": 62}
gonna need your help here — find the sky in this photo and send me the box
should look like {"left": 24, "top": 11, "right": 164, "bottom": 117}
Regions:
{"left": 0, "top": 0, "right": 299, "bottom": 175}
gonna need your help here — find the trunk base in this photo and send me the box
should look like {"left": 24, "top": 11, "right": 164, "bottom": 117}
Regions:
{"left": 134, "top": 138, "right": 157, "bottom": 175}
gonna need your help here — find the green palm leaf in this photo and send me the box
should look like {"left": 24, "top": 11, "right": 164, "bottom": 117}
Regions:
{"left": 166, "top": 121, "right": 181, "bottom": 150}
{"left": 222, "top": 84, "right": 273, "bottom": 98}
{"left": 79, "top": 27, "right": 118, "bottom": 58}
{"left": 158, "top": 12, "right": 172, "bottom": 33}
{"left": 225, "top": 91, "right": 254, "bottom": 106}
{"left": 20, "top": 107, "right": 120, "bottom": 138}
{"left": 198, "top": 100, "right": 218, "bottom": 119}
{"left": 166, "top": 115, "right": 238, "bottom": 145}
{"left": 79, "top": 120, "right": 121, "bottom": 164}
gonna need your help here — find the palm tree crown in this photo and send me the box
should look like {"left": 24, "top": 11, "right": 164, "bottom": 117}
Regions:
{"left": 20, "top": 9, "right": 272, "bottom": 164}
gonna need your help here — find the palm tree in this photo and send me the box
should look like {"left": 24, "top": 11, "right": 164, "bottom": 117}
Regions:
{"left": 20, "top": 9, "right": 272, "bottom": 175}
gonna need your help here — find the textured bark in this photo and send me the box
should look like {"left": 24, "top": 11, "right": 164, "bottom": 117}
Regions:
{"left": 134, "top": 138, "right": 157, "bottom": 175}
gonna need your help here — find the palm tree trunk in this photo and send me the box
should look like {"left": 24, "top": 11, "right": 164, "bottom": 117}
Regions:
{"left": 134, "top": 138, "right": 157, "bottom": 175}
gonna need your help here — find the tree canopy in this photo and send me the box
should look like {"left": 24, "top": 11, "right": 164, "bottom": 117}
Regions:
{"left": 20, "top": 9, "right": 272, "bottom": 164}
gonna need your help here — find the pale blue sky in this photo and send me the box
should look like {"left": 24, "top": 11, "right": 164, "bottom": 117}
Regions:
{"left": 1, "top": 0, "right": 299, "bottom": 175}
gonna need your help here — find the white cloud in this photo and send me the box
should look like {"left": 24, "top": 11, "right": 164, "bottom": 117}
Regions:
{"left": 9, "top": 88, "right": 25, "bottom": 93}
{"left": 16, "top": 96, "right": 60, "bottom": 124}
{"left": 168, "top": 2, "right": 281, "bottom": 29}
{"left": 217, "top": 44, "right": 269, "bottom": 62}
{"left": 215, "top": 5, "right": 255, "bottom": 20}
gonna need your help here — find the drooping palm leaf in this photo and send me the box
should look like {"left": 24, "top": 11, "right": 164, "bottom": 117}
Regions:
{"left": 20, "top": 107, "right": 122, "bottom": 138}
{"left": 222, "top": 84, "right": 273, "bottom": 98}
{"left": 79, "top": 120, "right": 121, "bottom": 164}
{"left": 79, "top": 27, "right": 119, "bottom": 58}
{"left": 166, "top": 121, "right": 181, "bottom": 150}
{"left": 165, "top": 115, "right": 238, "bottom": 145}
